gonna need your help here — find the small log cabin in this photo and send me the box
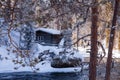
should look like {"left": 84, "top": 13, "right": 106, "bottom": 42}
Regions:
{"left": 35, "top": 28, "right": 62, "bottom": 46}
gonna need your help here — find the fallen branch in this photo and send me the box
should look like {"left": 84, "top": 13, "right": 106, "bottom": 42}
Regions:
{"left": 97, "top": 41, "right": 106, "bottom": 64}
{"left": 72, "top": 34, "right": 91, "bottom": 45}
{"left": 72, "top": 34, "right": 106, "bottom": 64}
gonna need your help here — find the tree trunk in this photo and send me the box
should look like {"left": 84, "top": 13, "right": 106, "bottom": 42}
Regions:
{"left": 77, "top": 27, "right": 79, "bottom": 50}
{"left": 105, "top": 0, "right": 120, "bottom": 80}
{"left": 89, "top": 0, "right": 98, "bottom": 80}
{"left": 118, "top": 31, "right": 120, "bottom": 51}
{"left": 105, "top": 28, "right": 110, "bottom": 48}
{"left": 116, "top": 0, "right": 120, "bottom": 51}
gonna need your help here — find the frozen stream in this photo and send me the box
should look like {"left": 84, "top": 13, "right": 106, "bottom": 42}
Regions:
{"left": 0, "top": 72, "right": 88, "bottom": 80}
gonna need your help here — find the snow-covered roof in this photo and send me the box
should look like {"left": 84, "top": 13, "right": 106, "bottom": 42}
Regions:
{"left": 35, "top": 28, "right": 61, "bottom": 35}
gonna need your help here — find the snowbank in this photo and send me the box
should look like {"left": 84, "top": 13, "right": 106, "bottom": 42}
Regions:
{"left": 0, "top": 45, "right": 83, "bottom": 73}
{"left": 0, "top": 43, "right": 120, "bottom": 73}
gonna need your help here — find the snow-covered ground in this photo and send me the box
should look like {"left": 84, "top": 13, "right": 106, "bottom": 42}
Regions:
{"left": 77, "top": 46, "right": 120, "bottom": 59}
{"left": 0, "top": 43, "right": 120, "bottom": 73}
{"left": 0, "top": 27, "right": 84, "bottom": 73}
{"left": 1, "top": 45, "right": 120, "bottom": 74}
{"left": 0, "top": 45, "right": 83, "bottom": 73}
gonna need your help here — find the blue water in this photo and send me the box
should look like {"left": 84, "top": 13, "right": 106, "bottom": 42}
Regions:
{"left": 0, "top": 72, "right": 87, "bottom": 80}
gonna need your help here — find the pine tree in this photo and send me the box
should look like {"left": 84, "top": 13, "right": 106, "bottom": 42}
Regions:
{"left": 105, "top": 0, "right": 120, "bottom": 80}
{"left": 89, "top": 0, "right": 98, "bottom": 80}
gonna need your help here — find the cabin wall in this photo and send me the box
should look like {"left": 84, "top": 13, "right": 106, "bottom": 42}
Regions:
{"left": 35, "top": 31, "right": 62, "bottom": 46}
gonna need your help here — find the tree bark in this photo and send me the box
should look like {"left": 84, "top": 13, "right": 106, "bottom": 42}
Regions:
{"left": 105, "top": 0, "right": 120, "bottom": 80}
{"left": 118, "top": 31, "right": 120, "bottom": 50}
{"left": 105, "top": 28, "right": 110, "bottom": 48}
{"left": 89, "top": 0, "right": 98, "bottom": 80}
